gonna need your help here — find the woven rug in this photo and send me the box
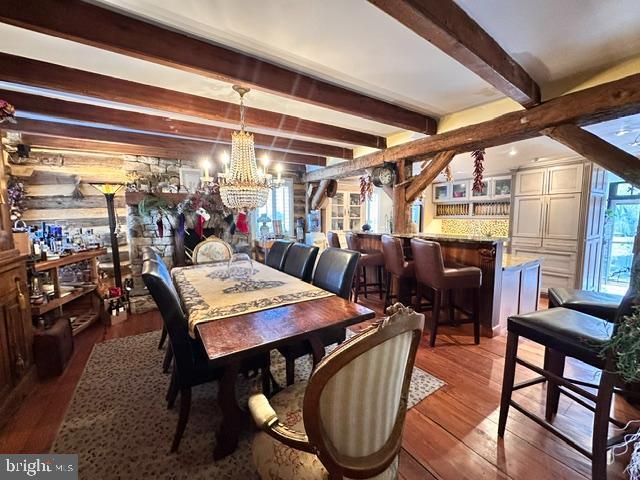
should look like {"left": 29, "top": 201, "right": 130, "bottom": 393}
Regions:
{"left": 52, "top": 330, "right": 444, "bottom": 479}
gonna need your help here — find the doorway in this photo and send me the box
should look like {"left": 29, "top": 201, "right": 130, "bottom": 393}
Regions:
{"left": 600, "top": 182, "right": 640, "bottom": 295}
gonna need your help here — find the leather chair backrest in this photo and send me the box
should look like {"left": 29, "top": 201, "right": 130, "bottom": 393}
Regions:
{"left": 410, "top": 238, "right": 446, "bottom": 288}
{"left": 141, "top": 259, "right": 195, "bottom": 386}
{"left": 345, "top": 232, "right": 360, "bottom": 252}
{"left": 312, "top": 248, "right": 360, "bottom": 299}
{"left": 381, "top": 235, "right": 407, "bottom": 277}
{"left": 283, "top": 243, "right": 319, "bottom": 282}
{"left": 266, "top": 240, "right": 293, "bottom": 270}
{"left": 327, "top": 231, "right": 341, "bottom": 249}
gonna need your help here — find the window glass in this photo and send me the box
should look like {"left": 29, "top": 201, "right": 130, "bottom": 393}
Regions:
{"left": 254, "top": 179, "right": 294, "bottom": 236}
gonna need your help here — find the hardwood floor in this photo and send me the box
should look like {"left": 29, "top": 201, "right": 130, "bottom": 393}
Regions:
{"left": 0, "top": 297, "right": 634, "bottom": 479}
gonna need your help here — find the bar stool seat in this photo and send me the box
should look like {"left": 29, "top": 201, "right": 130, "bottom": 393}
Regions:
{"left": 548, "top": 287, "right": 622, "bottom": 322}
{"left": 508, "top": 308, "right": 612, "bottom": 367}
{"left": 411, "top": 238, "right": 482, "bottom": 347}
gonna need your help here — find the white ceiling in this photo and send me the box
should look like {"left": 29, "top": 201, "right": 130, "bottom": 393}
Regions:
{"left": 455, "top": 0, "right": 640, "bottom": 87}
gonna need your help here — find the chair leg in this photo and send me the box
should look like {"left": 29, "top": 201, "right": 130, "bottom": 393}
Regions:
{"left": 448, "top": 289, "right": 456, "bottom": 325}
{"left": 378, "top": 266, "right": 383, "bottom": 299}
{"left": 498, "top": 331, "right": 519, "bottom": 437}
{"left": 158, "top": 325, "right": 168, "bottom": 349}
{"left": 162, "top": 342, "right": 173, "bottom": 374}
{"left": 261, "top": 365, "right": 272, "bottom": 397}
{"left": 472, "top": 287, "right": 481, "bottom": 345}
{"left": 170, "top": 387, "right": 192, "bottom": 453}
{"left": 166, "top": 367, "right": 178, "bottom": 408}
{"left": 384, "top": 271, "right": 392, "bottom": 309}
{"left": 363, "top": 266, "right": 368, "bottom": 298}
{"left": 592, "top": 368, "right": 616, "bottom": 479}
{"left": 414, "top": 282, "right": 422, "bottom": 312}
{"left": 429, "top": 289, "right": 441, "bottom": 347}
{"left": 544, "top": 347, "right": 565, "bottom": 421}
{"left": 285, "top": 357, "right": 295, "bottom": 386}
{"left": 354, "top": 266, "right": 361, "bottom": 303}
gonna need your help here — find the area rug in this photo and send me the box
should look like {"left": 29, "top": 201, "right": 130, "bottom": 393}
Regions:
{"left": 52, "top": 330, "right": 444, "bottom": 479}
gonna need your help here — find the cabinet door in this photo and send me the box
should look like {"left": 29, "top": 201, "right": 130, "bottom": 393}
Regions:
{"left": 514, "top": 168, "right": 546, "bottom": 196}
{"left": 347, "top": 193, "right": 363, "bottom": 231}
{"left": 432, "top": 183, "right": 450, "bottom": 203}
{"left": 329, "top": 193, "right": 345, "bottom": 231}
{"left": 512, "top": 196, "right": 544, "bottom": 238}
{"left": 492, "top": 176, "right": 512, "bottom": 199}
{"left": 547, "top": 164, "right": 584, "bottom": 194}
{"left": 0, "top": 306, "right": 13, "bottom": 401}
{"left": 544, "top": 193, "right": 581, "bottom": 240}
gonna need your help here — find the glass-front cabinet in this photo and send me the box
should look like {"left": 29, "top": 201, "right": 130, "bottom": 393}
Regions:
{"left": 433, "top": 175, "right": 512, "bottom": 202}
{"left": 433, "top": 183, "right": 450, "bottom": 202}
{"left": 493, "top": 175, "right": 512, "bottom": 199}
{"left": 451, "top": 181, "right": 469, "bottom": 200}
{"left": 329, "top": 191, "right": 364, "bottom": 232}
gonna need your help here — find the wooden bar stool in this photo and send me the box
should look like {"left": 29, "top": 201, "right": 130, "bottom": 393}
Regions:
{"left": 410, "top": 238, "right": 481, "bottom": 347}
{"left": 498, "top": 292, "right": 638, "bottom": 480}
{"left": 381, "top": 234, "right": 415, "bottom": 308}
{"left": 345, "top": 232, "right": 384, "bottom": 302}
{"left": 327, "top": 231, "right": 341, "bottom": 248}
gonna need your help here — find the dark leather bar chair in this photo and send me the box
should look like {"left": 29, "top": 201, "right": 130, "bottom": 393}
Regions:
{"left": 282, "top": 243, "right": 319, "bottom": 282}
{"left": 265, "top": 240, "right": 293, "bottom": 270}
{"left": 381, "top": 234, "right": 415, "bottom": 308}
{"left": 345, "top": 232, "right": 385, "bottom": 302}
{"left": 278, "top": 248, "right": 360, "bottom": 385}
{"left": 411, "top": 238, "right": 482, "bottom": 347}
{"left": 548, "top": 287, "right": 622, "bottom": 322}
{"left": 498, "top": 292, "right": 637, "bottom": 479}
{"left": 327, "top": 231, "right": 341, "bottom": 248}
{"left": 142, "top": 258, "right": 272, "bottom": 452}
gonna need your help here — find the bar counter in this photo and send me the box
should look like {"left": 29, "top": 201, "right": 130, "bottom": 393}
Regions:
{"left": 352, "top": 232, "right": 542, "bottom": 336}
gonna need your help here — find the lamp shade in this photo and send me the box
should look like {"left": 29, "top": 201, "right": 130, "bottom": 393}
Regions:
{"left": 257, "top": 213, "right": 272, "bottom": 223}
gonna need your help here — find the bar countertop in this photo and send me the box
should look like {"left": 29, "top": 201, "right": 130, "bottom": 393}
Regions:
{"left": 354, "top": 231, "right": 508, "bottom": 245}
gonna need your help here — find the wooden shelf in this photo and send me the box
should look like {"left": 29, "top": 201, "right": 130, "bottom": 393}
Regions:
{"left": 33, "top": 248, "right": 107, "bottom": 272}
{"left": 31, "top": 285, "right": 97, "bottom": 315}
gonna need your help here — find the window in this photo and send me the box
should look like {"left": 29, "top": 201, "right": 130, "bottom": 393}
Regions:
{"left": 253, "top": 178, "right": 294, "bottom": 236}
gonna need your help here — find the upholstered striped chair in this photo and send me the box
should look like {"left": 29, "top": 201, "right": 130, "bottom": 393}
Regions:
{"left": 249, "top": 303, "right": 424, "bottom": 480}
{"left": 192, "top": 236, "right": 233, "bottom": 264}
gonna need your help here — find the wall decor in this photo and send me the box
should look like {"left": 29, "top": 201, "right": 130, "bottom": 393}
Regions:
{"left": 179, "top": 167, "right": 202, "bottom": 194}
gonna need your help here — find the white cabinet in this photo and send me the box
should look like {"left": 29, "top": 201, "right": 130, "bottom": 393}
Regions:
{"left": 547, "top": 164, "right": 584, "bottom": 194}
{"left": 514, "top": 168, "right": 546, "bottom": 196}
{"left": 492, "top": 176, "right": 512, "bottom": 199}
{"left": 433, "top": 176, "right": 511, "bottom": 203}
{"left": 512, "top": 196, "right": 544, "bottom": 238}
{"left": 328, "top": 191, "right": 364, "bottom": 233}
{"left": 432, "top": 183, "right": 450, "bottom": 203}
{"left": 544, "top": 193, "right": 582, "bottom": 240}
{"left": 511, "top": 161, "right": 587, "bottom": 292}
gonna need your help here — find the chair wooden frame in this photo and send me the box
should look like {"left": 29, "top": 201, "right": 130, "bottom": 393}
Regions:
{"left": 250, "top": 304, "right": 424, "bottom": 479}
{"left": 192, "top": 236, "right": 233, "bottom": 264}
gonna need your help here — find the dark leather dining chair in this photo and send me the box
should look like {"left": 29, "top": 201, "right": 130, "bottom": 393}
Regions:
{"left": 265, "top": 240, "right": 293, "bottom": 270}
{"left": 142, "top": 247, "right": 172, "bottom": 367}
{"left": 327, "top": 231, "right": 341, "bottom": 248}
{"left": 282, "top": 243, "right": 319, "bottom": 283}
{"left": 381, "top": 234, "right": 415, "bottom": 308}
{"left": 142, "top": 258, "right": 272, "bottom": 453}
{"left": 278, "top": 248, "right": 360, "bottom": 385}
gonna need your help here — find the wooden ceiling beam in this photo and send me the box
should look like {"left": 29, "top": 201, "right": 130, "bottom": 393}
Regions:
{"left": 16, "top": 134, "right": 306, "bottom": 174}
{"left": 7, "top": 119, "right": 326, "bottom": 166}
{"left": 0, "top": 89, "right": 351, "bottom": 159}
{"left": 0, "top": 0, "right": 436, "bottom": 133}
{"left": 0, "top": 53, "right": 385, "bottom": 149}
{"left": 303, "top": 72, "right": 640, "bottom": 181}
{"left": 543, "top": 124, "right": 640, "bottom": 187}
{"left": 368, "top": 0, "right": 540, "bottom": 107}
{"left": 405, "top": 151, "right": 456, "bottom": 202}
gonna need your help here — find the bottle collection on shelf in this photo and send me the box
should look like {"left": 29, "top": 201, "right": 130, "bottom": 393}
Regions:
{"left": 28, "top": 222, "right": 102, "bottom": 261}
{"left": 436, "top": 202, "right": 509, "bottom": 217}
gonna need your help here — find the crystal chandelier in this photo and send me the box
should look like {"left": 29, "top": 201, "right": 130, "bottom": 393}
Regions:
{"left": 218, "top": 85, "right": 279, "bottom": 210}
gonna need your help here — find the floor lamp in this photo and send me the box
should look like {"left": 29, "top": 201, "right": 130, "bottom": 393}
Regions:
{"left": 90, "top": 183, "right": 124, "bottom": 288}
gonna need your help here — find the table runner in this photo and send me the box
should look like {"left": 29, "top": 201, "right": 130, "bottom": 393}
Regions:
{"left": 172, "top": 262, "right": 334, "bottom": 336}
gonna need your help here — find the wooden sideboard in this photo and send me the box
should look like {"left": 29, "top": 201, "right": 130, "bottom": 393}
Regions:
{"left": 0, "top": 250, "right": 35, "bottom": 427}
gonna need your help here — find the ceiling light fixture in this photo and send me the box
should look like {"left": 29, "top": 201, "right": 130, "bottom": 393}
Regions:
{"left": 218, "top": 86, "right": 282, "bottom": 210}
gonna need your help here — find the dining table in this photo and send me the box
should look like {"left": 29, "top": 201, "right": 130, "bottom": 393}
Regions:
{"left": 172, "top": 260, "right": 375, "bottom": 459}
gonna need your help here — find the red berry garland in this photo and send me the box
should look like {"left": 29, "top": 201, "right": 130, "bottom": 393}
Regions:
{"left": 472, "top": 149, "right": 485, "bottom": 193}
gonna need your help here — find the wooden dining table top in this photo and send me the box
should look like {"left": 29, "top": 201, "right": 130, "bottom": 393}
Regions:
{"left": 194, "top": 289, "right": 375, "bottom": 364}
